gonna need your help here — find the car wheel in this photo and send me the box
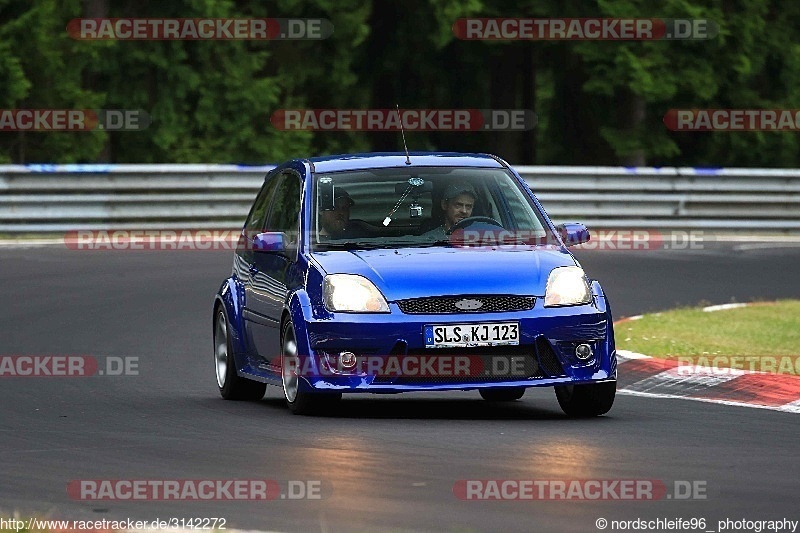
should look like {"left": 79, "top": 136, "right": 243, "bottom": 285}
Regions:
{"left": 479, "top": 387, "right": 525, "bottom": 401}
{"left": 214, "top": 307, "right": 266, "bottom": 401}
{"left": 281, "top": 320, "right": 341, "bottom": 415}
{"left": 555, "top": 381, "right": 616, "bottom": 417}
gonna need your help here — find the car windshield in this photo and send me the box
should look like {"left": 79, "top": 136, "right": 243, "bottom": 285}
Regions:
{"left": 311, "top": 167, "right": 554, "bottom": 251}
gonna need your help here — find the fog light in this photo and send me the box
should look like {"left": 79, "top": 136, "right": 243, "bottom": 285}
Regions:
{"left": 339, "top": 351, "right": 357, "bottom": 368}
{"left": 575, "top": 343, "right": 593, "bottom": 361}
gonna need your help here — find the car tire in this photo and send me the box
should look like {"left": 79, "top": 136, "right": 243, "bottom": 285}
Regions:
{"left": 554, "top": 381, "right": 616, "bottom": 417}
{"left": 479, "top": 387, "right": 525, "bottom": 401}
{"left": 281, "top": 319, "right": 342, "bottom": 415}
{"left": 214, "top": 307, "right": 266, "bottom": 401}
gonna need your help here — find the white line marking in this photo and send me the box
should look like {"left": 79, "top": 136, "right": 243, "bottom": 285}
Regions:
{"left": 616, "top": 350, "right": 652, "bottom": 361}
{"left": 0, "top": 239, "right": 64, "bottom": 248}
{"left": 714, "top": 235, "right": 800, "bottom": 243}
{"left": 733, "top": 242, "right": 800, "bottom": 251}
{"left": 618, "top": 389, "right": 800, "bottom": 413}
{"left": 778, "top": 399, "right": 800, "bottom": 413}
{"left": 702, "top": 303, "right": 748, "bottom": 312}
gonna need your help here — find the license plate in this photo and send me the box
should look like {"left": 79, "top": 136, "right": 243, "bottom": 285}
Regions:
{"left": 424, "top": 322, "right": 519, "bottom": 348}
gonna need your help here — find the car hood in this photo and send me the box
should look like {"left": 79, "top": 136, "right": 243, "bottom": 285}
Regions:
{"left": 310, "top": 246, "right": 578, "bottom": 301}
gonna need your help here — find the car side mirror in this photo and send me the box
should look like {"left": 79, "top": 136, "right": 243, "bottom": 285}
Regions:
{"left": 555, "top": 223, "right": 590, "bottom": 247}
{"left": 252, "top": 232, "right": 286, "bottom": 253}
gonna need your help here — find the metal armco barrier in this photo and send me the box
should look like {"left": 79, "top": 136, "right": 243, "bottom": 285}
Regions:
{"left": 1, "top": 164, "right": 799, "bottom": 232}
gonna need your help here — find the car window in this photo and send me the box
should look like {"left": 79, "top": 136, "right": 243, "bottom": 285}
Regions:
{"left": 487, "top": 173, "right": 545, "bottom": 231}
{"left": 265, "top": 171, "right": 302, "bottom": 247}
{"left": 244, "top": 173, "right": 280, "bottom": 235}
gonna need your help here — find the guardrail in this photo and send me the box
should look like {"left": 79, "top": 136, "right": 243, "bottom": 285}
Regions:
{"left": 1, "top": 164, "right": 799, "bottom": 232}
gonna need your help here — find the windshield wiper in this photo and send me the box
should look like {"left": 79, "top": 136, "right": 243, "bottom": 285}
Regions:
{"left": 375, "top": 238, "right": 455, "bottom": 248}
{"left": 413, "top": 239, "right": 453, "bottom": 248}
{"left": 316, "top": 241, "right": 381, "bottom": 250}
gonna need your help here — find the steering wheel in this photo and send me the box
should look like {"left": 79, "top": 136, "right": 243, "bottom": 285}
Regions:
{"left": 445, "top": 216, "right": 504, "bottom": 235}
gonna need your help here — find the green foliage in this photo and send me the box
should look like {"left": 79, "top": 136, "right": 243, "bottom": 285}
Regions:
{"left": 0, "top": 0, "right": 106, "bottom": 162}
{"left": 0, "top": 0, "right": 799, "bottom": 166}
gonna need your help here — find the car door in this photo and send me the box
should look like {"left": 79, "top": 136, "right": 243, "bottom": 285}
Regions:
{"left": 238, "top": 172, "right": 280, "bottom": 367}
{"left": 236, "top": 171, "right": 277, "bottom": 281}
{"left": 245, "top": 170, "right": 303, "bottom": 368}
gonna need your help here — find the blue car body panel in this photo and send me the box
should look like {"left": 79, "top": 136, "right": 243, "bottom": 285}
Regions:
{"left": 213, "top": 152, "right": 617, "bottom": 394}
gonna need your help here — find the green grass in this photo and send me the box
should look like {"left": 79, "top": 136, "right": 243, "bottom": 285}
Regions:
{"left": 617, "top": 300, "right": 800, "bottom": 360}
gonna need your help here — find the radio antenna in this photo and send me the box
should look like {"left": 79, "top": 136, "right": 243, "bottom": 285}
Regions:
{"left": 396, "top": 104, "right": 412, "bottom": 165}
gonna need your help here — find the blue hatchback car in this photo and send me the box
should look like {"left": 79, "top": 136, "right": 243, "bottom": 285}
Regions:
{"left": 213, "top": 152, "right": 616, "bottom": 416}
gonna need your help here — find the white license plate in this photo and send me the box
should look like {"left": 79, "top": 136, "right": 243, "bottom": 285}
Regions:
{"left": 424, "top": 322, "right": 519, "bottom": 348}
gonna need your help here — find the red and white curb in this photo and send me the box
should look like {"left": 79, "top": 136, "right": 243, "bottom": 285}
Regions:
{"left": 616, "top": 350, "right": 800, "bottom": 413}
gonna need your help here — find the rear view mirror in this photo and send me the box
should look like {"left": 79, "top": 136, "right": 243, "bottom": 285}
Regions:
{"left": 395, "top": 179, "right": 432, "bottom": 194}
{"left": 318, "top": 177, "right": 335, "bottom": 211}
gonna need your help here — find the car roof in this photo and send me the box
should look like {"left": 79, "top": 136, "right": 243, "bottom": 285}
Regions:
{"left": 304, "top": 152, "right": 507, "bottom": 173}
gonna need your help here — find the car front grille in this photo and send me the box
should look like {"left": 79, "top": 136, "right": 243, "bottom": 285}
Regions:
{"left": 396, "top": 295, "right": 536, "bottom": 314}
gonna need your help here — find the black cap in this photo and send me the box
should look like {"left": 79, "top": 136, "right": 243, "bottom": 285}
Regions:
{"left": 442, "top": 182, "right": 477, "bottom": 201}
{"left": 334, "top": 188, "right": 355, "bottom": 207}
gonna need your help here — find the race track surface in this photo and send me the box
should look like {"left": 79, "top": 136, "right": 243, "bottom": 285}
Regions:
{"left": 1, "top": 243, "right": 798, "bottom": 532}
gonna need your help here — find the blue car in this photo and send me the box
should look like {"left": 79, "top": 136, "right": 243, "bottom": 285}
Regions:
{"left": 213, "top": 152, "right": 616, "bottom": 416}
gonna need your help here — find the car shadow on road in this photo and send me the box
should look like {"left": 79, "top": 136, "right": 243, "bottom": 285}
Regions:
{"left": 255, "top": 393, "right": 581, "bottom": 421}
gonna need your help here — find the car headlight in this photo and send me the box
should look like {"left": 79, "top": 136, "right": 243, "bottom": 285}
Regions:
{"left": 544, "top": 266, "right": 592, "bottom": 307}
{"left": 323, "top": 274, "right": 390, "bottom": 313}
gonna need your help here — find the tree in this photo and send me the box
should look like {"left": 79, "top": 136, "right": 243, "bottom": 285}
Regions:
{"left": 0, "top": 0, "right": 106, "bottom": 163}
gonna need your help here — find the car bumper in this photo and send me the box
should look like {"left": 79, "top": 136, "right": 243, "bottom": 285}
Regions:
{"left": 296, "top": 299, "right": 617, "bottom": 393}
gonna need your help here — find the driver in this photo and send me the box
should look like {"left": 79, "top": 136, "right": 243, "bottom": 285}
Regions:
{"left": 423, "top": 182, "right": 477, "bottom": 239}
{"left": 319, "top": 189, "right": 357, "bottom": 239}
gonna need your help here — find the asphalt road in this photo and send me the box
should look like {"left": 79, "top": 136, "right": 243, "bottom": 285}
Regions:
{"left": 1, "top": 243, "right": 799, "bottom": 532}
